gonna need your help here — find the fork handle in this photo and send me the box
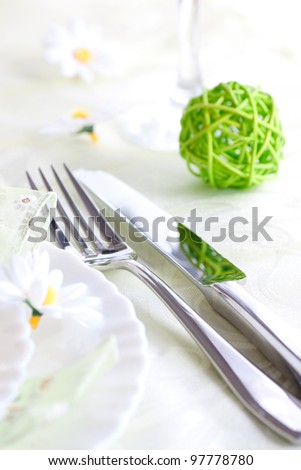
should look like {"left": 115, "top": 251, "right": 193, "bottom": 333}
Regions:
{"left": 202, "top": 281, "right": 301, "bottom": 383}
{"left": 122, "top": 259, "right": 301, "bottom": 442}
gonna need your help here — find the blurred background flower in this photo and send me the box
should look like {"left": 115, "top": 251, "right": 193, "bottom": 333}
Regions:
{"left": 40, "top": 107, "right": 100, "bottom": 142}
{"left": 40, "top": 103, "right": 122, "bottom": 143}
{"left": 44, "top": 18, "right": 121, "bottom": 82}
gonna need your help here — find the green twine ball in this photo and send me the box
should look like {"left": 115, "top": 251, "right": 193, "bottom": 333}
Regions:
{"left": 179, "top": 81, "right": 285, "bottom": 189}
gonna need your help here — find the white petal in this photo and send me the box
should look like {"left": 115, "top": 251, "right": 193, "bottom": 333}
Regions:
{"left": 57, "top": 306, "right": 99, "bottom": 320}
{"left": 48, "top": 269, "right": 63, "bottom": 290}
{"left": 59, "top": 283, "right": 88, "bottom": 303}
{"left": 40, "top": 123, "right": 69, "bottom": 135}
{"left": 40, "top": 117, "right": 82, "bottom": 135}
{"left": 27, "top": 278, "right": 48, "bottom": 309}
{"left": 58, "top": 295, "right": 99, "bottom": 312}
{"left": 86, "top": 25, "right": 102, "bottom": 45}
{"left": 33, "top": 251, "right": 50, "bottom": 278}
{"left": 68, "top": 18, "right": 96, "bottom": 48}
{"left": 44, "top": 23, "right": 71, "bottom": 49}
{"left": 69, "top": 17, "right": 87, "bottom": 37}
{"left": 61, "top": 59, "right": 78, "bottom": 78}
{"left": 8, "top": 255, "right": 32, "bottom": 292}
{"left": 78, "top": 66, "right": 94, "bottom": 83}
{"left": 0, "top": 300, "right": 31, "bottom": 325}
{"left": 0, "top": 281, "right": 23, "bottom": 300}
{"left": 40, "top": 305, "right": 62, "bottom": 318}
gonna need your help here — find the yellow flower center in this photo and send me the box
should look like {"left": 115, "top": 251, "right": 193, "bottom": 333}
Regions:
{"left": 74, "top": 48, "right": 92, "bottom": 63}
{"left": 30, "top": 316, "right": 41, "bottom": 330}
{"left": 72, "top": 109, "right": 90, "bottom": 119}
{"left": 89, "top": 132, "right": 99, "bottom": 143}
{"left": 29, "top": 286, "right": 58, "bottom": 330}
{"left": 43, "top": 285, "right": 58, "bottom": 306}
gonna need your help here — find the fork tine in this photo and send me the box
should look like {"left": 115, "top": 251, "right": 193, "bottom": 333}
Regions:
{"left": 38, "top": 168, "right": 95, "bottom": 257}
{"left": 26, "top": 171, "right": 71, "bottom": 250}
{"left": 26, "top": 171, "right": 38, "bottom": 191}
{"left": 63, "top": 163, "right": 125, "bottom": 249}
{"left": 50, "top": 165, "right": 106, "bottom": 253}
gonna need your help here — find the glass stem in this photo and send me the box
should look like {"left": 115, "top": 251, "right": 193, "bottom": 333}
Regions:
{"left": 171, "top": 0, "right": 202, "bottom": 106}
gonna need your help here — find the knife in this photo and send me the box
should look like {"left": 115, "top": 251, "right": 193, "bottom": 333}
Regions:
{"left": 75, "top": 169, "right": 301, "bottom": 384}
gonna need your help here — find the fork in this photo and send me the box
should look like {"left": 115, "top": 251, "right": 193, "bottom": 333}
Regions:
{"left": 26, "top": 165, "right": 301, "bottom": 443}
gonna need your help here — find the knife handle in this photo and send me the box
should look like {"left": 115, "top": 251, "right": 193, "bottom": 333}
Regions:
{"left": 122, "top": 259, "right": 301, "bottom": 442}
{"left": 202, "top": 281, "right": 301, "bottom": 384}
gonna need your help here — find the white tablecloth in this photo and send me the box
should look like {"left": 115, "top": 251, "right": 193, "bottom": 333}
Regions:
{"left": 1, "top": 0, "right": 301, "bottom": 449}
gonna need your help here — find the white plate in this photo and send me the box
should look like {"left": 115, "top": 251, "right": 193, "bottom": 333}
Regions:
{"left": 0, "top": 242, "right": 148, "bottom": 449}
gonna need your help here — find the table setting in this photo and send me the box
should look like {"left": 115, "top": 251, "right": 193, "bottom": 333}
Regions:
{"left": 0, "top": 0, "right": 301, "bottom": 452}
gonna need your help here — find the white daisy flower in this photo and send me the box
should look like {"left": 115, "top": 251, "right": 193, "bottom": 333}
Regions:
{"left": 14, "top": 194, "right": 37, "bottom": 211}
{"left": 0, "top": 251, "right": 99, "bottom": 329}
{"left": 44, "top": 18, "right": 120, "bottom": 82}
{"left": 40, "top": 108, "right": 100, "bottom": 143}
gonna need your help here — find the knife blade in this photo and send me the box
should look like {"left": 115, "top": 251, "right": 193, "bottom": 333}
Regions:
{"left": 75, "top": 169, "right": 301, "bottom": 384}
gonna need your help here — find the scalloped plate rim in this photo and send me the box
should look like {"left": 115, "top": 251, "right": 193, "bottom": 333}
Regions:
{"left": 0, "top": 242, "right": 148, "bottom": 450}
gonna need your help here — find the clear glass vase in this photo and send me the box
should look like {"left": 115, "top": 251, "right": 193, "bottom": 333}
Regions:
{"left": 120, "top": 0, "right": 203, "bottom": 152}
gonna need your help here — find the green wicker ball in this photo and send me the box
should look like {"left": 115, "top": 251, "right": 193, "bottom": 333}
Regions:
{"left": 179, "top": 81, "right": 285, "bottom": 189}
